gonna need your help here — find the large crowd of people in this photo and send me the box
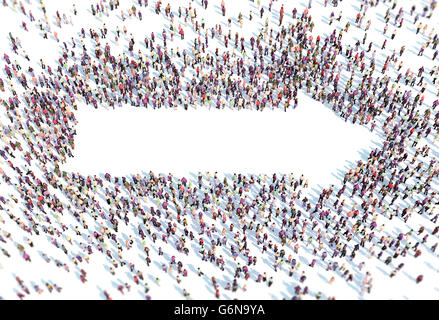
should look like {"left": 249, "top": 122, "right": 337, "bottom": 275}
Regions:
{"left": 0, "top": 0, "right": 439, "bottom": 299}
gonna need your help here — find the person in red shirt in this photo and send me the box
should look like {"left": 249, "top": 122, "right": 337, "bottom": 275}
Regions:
{"left": 279, "top": 5, "right": 284, "bottom": 26}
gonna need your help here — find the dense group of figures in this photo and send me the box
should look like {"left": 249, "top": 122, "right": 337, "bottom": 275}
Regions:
{"left": 0, "top": 0, "right": 439, "bottom": 299}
